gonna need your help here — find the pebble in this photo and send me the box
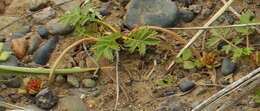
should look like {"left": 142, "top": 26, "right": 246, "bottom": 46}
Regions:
{"left": 124, "top": 0, "right": 179, "bottom": 29}
{"left": 224, "top": 14, "right": 235, "bottom": 24}
{"left": 67, "top": 75, "right": 80, "bottom": 87}
{"left": 53, "top": 0, "right": 81, "bottom": 12}
{"left": 30, "top": 0, "right": 49, "bottom": 11}
{"left": 178, "top": 81, "right": 195, "bottom": 92}
{"left": 159, "top": 88, "right": 176, "bottom": 97}
{"left": 38, "top": 25, "right": 49, "bottom": 39}
{"left": 220, "top": 79, "right": 230, "bottom": 85}
{"left": 91, "top": 89, "right": 101, "bottom": 97}
{"left": 179, "top": 9, "right": 195, "bottom": 22}
{"left": 28, "top": 33, "right": 42, "bottom": 54}
{"left": 190, "top": 5, "right": 202, "bottom": 14}
{"left": 11, "top": 37, "right": 29, "bottom": 58}
{"left": 82, "top": 79, "right": 97, "bottom": 88}
{"left": 0, "top": 55, "right": 18, "bottom": 66}
{"left": 221, "top": 58, "right": 236, "bottom": 76}
{"left": 248, "top": 99, "right": 259, "bottom": 108}
{"left": 100, "top": 8, "right": 111, "bottom": 16}
{"left": 33, "top": 7, "right": 55, "bottom": 24}
{"left": 55, "top": 75, "right": 65, "bottom": 85}
{"left": 8, "top": 93, "right": 21, "bottom": 103}
{"left": 33, "top": 37, "right": 59, "bottom": 65}
{"left": 156, "top": 97, "right": 187, "bottom": 111}
{"left": 217, "top": 40, "right": 228, "bottom": 50}
{"left": 55, "top": 96, "right": 87, "bottom": 111}
{"left": 35, "top": 87, "right": 58, "bottom": 109}
{"left": 46, "top": 18, "right": 73, "bottom": 35}
{"left": 217, "top": 15, "right": 225, "bottom": 23}
{"left": 2, "top": 76, "right": 21, "bottom": 88}
{"left": 0, "top": 37, "right": 5, "bottom": 42}
{"left": 201, "top": 8, "right": 212, "bottom": 19}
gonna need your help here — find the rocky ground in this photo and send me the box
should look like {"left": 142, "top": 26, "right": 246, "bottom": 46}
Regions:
{"left": 0, "top": 0, "right": 259, "bottom": 111}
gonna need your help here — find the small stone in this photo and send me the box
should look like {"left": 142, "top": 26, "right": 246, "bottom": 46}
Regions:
{"left": 33, "top": 37, "right": 59, "bottom": 65}
{"left": 38, "top": 25, "right": 49, "bottom": 39}
{"left": 2, "top": 76, "right": 21, "bottom": 88}
{"left": 179, "top": 9, "right": 195, "bottom": 22}
{"left": 221, "top": 58, "right": 236, "bottom": 76}
{"left": 217, "top": 15, "right": 225, "bottom": 23}
{"left": 30, "top": 0, "right": 49, "bottom": 11}
{"left": 55, "top": 75, "right": 65, "bottom": 85}
{"left": 221, "top": 79, "right": 230, "bottom": 85}
{"left": 124, "top": 0, "right": 179, "bottom": 29}
{"left": 0, "top": 55, "right": 18, "bottom": 66}
{"left": 9, "top": 93, "right": 21, "bottom": 103}
{"left": 217, "top": 40, "right": 228, "bottom": 50}
{"left": 35, "top": 88, "right": 58, "bottom": 109}
{"left": 248, "top": 99, "right": 259, "bottom": 108}
{"left": 91, "top": 89, "right": 101, "bottom": 97}
{"left": 67, "top": 75, "right": 80, "bottom": 87}
{"left": 46, "top": 18, "right": 73, "bottom": 35}
{"left": 53, "top": 0, "right": 81, "bottom": 12}
{"left": 159, "top": 88, "right": 176, "bottom": 97}
{"left": 11, "top": 37, "right": 29, "bottom": 59}
{"left": 55, "top": 96, "right": 87, "bottom": 111}
{"left": 201, "top": 8, "right": 212, "bottom": 19}
{"left": 0, "top": 37, "right": 5, "bottom": 42}
{"left": 28, "top": 33, "right": 42, "bottom": 54}
{"left": 178, "top": 81, "right": 195, "bottom": 92}
{"left": 190, "top": 5, "right": 202, "bottom": 14}
{"left": 224, "top": 14, "right": 235, "bottom": 24}
{"left": 176, "top": 72, "right": 185, "bottom": 79}
{"left": 100, "top": 8, "right": 111, "bottom": 16}
{"left": 33, "top": 7, "right": 55, "bottom": 24}
{"left": 177, "top": 0, "right": 193, "bottom": 6}
{"left": 82, "top": 79, "right": 96, "bottom": 88}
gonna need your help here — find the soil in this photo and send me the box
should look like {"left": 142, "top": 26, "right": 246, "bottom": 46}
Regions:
{"left": 0, "top": 0, "right": 259, "bottom": 111}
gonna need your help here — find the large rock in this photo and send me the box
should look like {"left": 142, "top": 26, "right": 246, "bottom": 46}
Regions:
{"left": 55, "top": 96, "right": 87, "bottom": 111}
{"left": 124, "top": 0, "right": 179, "bottom": 29}
{"left": 46, "top": 18, "right": 73, "bottom": 35}
{"left": 0, "top": 16, "right": 23, "bottom": 37}
{"left": 53, "top": 0, "right": 82, "bottom": 12}
{"left": 33, "top": 7, "right": 55, "bottom": 24}
{"left": 35, "top": 88, "right": 58, "bottom": 109}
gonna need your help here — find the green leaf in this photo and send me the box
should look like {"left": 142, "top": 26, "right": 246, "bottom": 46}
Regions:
{"left": 206, "top": 37, "right": 221, "bottom": 47}
{"left": 221, "top": 45, "right": 232, "bottom": 54}
{"left": 232, "top": 37, "right": 244, "bottom": 45}
{"left": 0, "top": 52, "right": 11, "bottom": 61}
{"left": 91, "top": 33, "right": 121, "bottom": 60}
{"left": 156, "top": 80, "right": 166, "bottom": 86}
{"left": 0, "top": 43, "right": 4, "bottom": 52}
{"left": 175, "top": 57, "right": 183, "bottom": 63}
{"left": 232, "top": 48, "right": 243, "bottom": 62}
{"left": 182, "top": 49, "right": 193, "bottom": 60}
{"left": 211, "top": 29, "right": 230, "bottom": 37}
{"left": 234, "top": 10, "right": 256, "bottom": 35}
{"left": 183, "top": 61, "right": 196, "bottom": 69}
{"left": 124, "top": 28, "right": 160, "bottom": 55}
{"left": 256, "top": 89, "right": 260, "bottom": 97}
{"left": 242, "top": 47, "right": 254, "bottom": 55}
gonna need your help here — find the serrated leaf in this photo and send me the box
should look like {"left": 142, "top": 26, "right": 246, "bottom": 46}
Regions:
{"left": 242, "top": 47, "right": 254, "bottom": 55}
{"left": 206, "top": 37, "right": 221, "bottom": 47}
{"left": 232, "top": 37, "right": 244, "bottom": 45}
{"left": 182, "top": 49, "right": 193, "bottom": 60}
{"left": 232, "top": 48, "right": 243, "bottom": 62}
{"left": 156, "top": 80, "right": 166, "bottom": 86}
{"left": 0, "top": 52, "right": 12, "bottom": 61}
{"left": 175, "top": 57, "right": 183, "bottom": 63}
{"left": 0, "top": 43, "right": 4, "bottom": 52}
{"left": 124, "top": 28, "right": 160, "bottom": 55}
{"left": 183, "top": 61, "right": 196, "bottom": 69}
{"left": 256, "top": 89, "right": 260, "bottom": 96}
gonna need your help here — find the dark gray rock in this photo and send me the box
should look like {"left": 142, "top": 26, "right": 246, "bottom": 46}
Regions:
{"left": 67, "top": 75, "right": 80, "bottom": 87}
{"left": 100, "top": 8, "right": 111, "bottom": 16}
{"left": 10, "top": 32, "right": 25, "bottom": 40}
{"left": 0, "top": 55, "right": 18, "bottom": 66}
{"left": 179, "top": 9, "right": 195, "bottom": 22}
{"left": 82, "top": 79, "right": 96, "bottom": 88}
{"left": 178, "top": 81, "right": 195, "bottom": 92}
{"left": 35, "top": 87, "right": 58, "bottom": 109}
{"left": 30, "top": 0, "right": 49, "bottom": 11}
{"left": 217, "top": 15, "right": 225, "bottom": 23}
{"left": 100, "top": 0, "right": 109, "bottom": 2}
{"left": 55, "top": 75, "right": 65, "bottom": 85}
{"left": 124, "top": 0, "right": 179, "bottom": 29}
{"left": 33, "top": 37, "right": 59, "bottom": 65}
{"left": 46, "top": 18, "right": 73, "bottom": 35}
{"left": 224, "top": 14, "right": 235, "bottom": 24}
{"left": 217, "top": 40, "right": 228, "bottom": 50}
{"left": 55, "top": 96, "right": 87, "bottom": 111}
{"left": 221, "top": 58, "right": 236, "bottom": 76}
{"left": 2, "top": 76, "right": 21, "bottom": 88}
{"left": 28, "top": 33, "right": 42, "bottom": 54}
{"left": 38, "top": 25, "right": 49, "bottom": 39}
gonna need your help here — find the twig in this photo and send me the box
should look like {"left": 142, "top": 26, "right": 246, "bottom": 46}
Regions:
{"left": 146, "top": 59, "right": 157, "bottom": 79}
{"left": 192, "top": 67, "right": 260, "bottom": 111}
{"left": 82, "top": 43, "right": 100, "bottom": 76}
{"left": 48, "top": 37, "right": 99, "bottom": 85}
{"left": 114, "top": 51, "right": 120, "bottom": 110}
{"left": 0, "top": 0, "right": 73, "bottom": 32}
{"left": 167, "top": 23, "right": 260, "bottom": 30}
{"left": 221, "top": 0, "right": 260, "bottom": 34}
{"left": 168, "top": 0, "right": 234, "bottom": 70}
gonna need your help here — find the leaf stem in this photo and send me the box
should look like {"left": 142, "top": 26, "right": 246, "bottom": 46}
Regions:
{"left": 218, "top": 36, "right": 239, "bottom": 49}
